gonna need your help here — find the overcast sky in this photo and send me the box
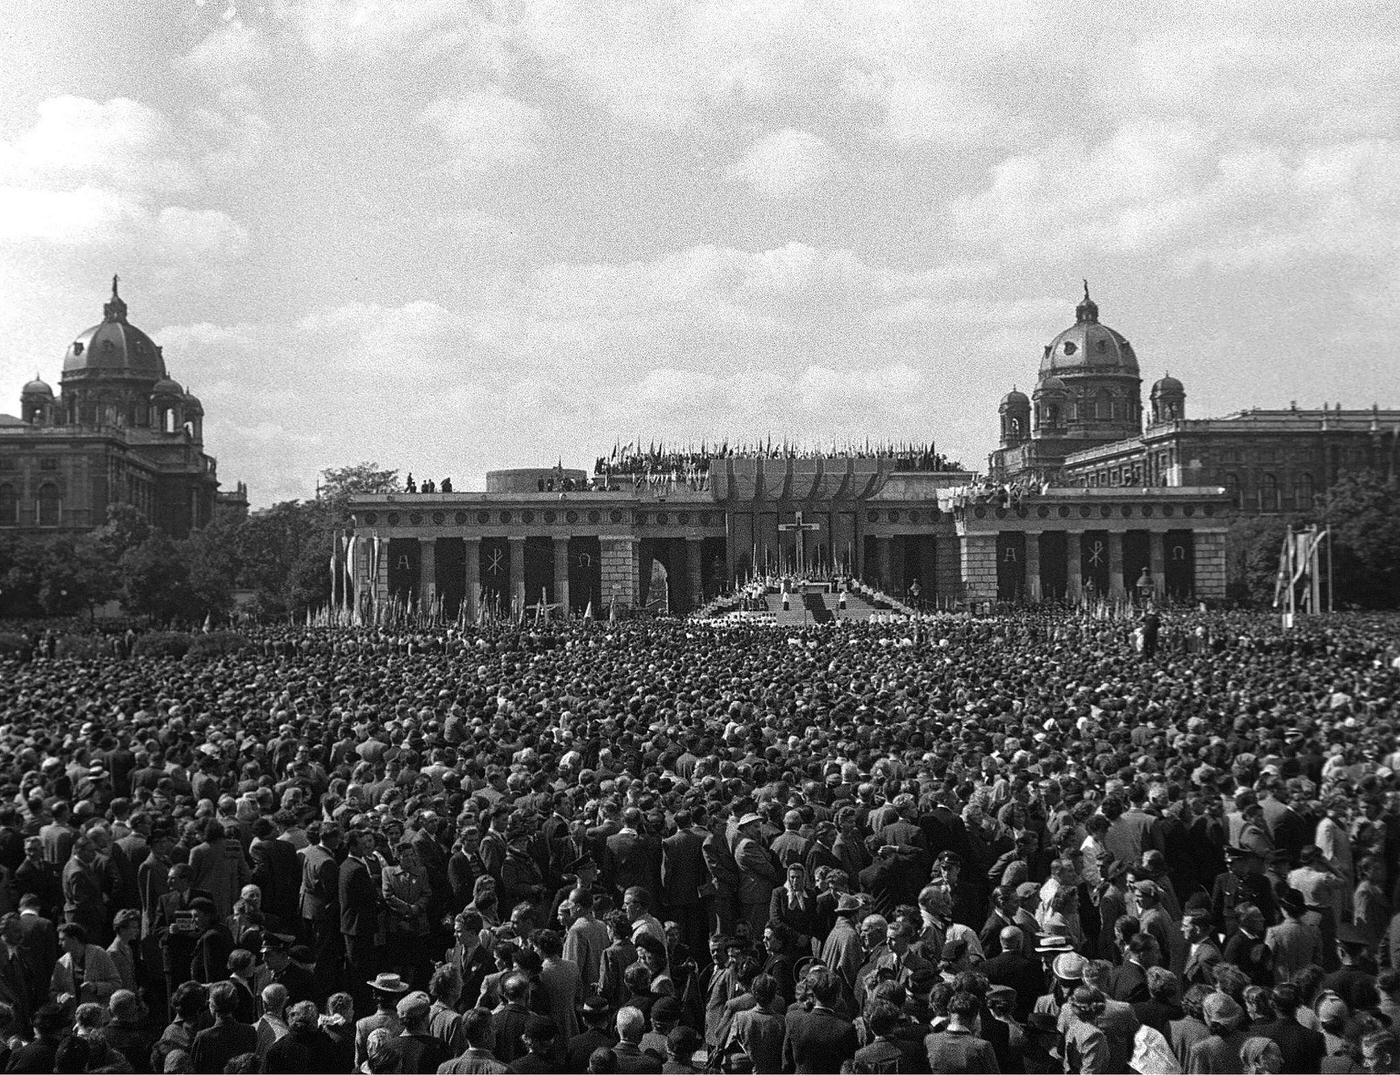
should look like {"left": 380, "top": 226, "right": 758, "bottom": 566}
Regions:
{"left": 1, "top": 0, "right": 1396, "bottom": 506}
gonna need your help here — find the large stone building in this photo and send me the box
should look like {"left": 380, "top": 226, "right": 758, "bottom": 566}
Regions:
{"left": 348, "top": 287, "right": 1255, "bottom": 614}
{"left": 0, "top": 279, "right": 246, "bottom": 537}
{"left": 990, "top": 285, "right": 1400, "bottom": 512}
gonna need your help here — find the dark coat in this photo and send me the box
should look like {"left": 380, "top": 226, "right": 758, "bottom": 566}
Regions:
{"left": 338, "top": 856, "right": 378, "bottom": 936}
{"left": 782, "top": 1006, "right": 858, "bottom": 1074}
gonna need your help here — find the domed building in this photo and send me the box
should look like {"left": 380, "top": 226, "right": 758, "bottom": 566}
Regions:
{"left": 0, "top": 277, "right": 247, "bottom": 535}
{"left": 991, "top": 283, "right": 1146, "bottom": 483}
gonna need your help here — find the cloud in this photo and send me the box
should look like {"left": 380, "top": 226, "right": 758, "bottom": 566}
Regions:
{"left": 722, "top": 127, "right": 834, "bottom": 199}
{"left": 0, "top": 96, "right": 197, "bottom": 194}
{"left": 419, "top": 91, "right": 548, "bottom": 171}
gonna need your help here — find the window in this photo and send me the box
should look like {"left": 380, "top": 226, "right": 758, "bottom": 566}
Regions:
{"left": 39, "top": 458, "right": 58, "bottom": 471}
{"left": 1096, "top": 390, "right": 1112, "bottom": 421}
{"left": 0, "top": 485, "right": 15, "bottom": 526}
{"left": 37, "top": 483, "right": 60, "bottom": 527}
{"left": 1260, "top": 473, "right": 1279, "bottom": 511}
{"left": 1294, "top": 472, "right": 1315, "bottom": 510}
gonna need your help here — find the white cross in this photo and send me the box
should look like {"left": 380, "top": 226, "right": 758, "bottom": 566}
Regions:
{"left": 777, "top": 511, "right": 821, "bottom": 576}
{"left": 486, "top": 549, "right": 504, "bottom": 575}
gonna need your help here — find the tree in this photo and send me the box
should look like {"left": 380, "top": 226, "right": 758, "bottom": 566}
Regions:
{"left": 181, "top": 517, "right": 241, "bottom": 620}
{"left": 120, "top": 534, "right": 198, "bottom": 623}
{"left": 1319, "top": 470, "right": 1400, "bottom": 608}
{"left": 92, "top": 502, "right": 153, "bottom": 562}
{"left": 1225, "top": 514, "right": 1295, "bottom": 605}
{"left": 231, "top": 500, "right": 319, "bottom": 618}
{"left": 319, "top": 462, "right": 401, "bottom": 507}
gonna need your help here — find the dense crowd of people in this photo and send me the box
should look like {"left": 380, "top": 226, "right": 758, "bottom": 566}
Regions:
{"left": 0, "top": 608, "right": 1397, "bottom": 1074}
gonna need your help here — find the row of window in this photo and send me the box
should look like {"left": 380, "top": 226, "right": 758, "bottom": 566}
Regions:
{"left": 0, "top": 483, "right": 60, "bottom": 526}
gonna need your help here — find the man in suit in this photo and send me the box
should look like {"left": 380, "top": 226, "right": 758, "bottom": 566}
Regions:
{"left": 249, "top": 817, "right": 300, "bottom": 931}
{"left": 733, "top": 813, "right": 780, "bottom": 942}
{"left": 1109, "top": 931, "right": 1157, "bottom": 1004}
{"left": 661, "top": 810, "right": 709, "bottom": 962}
{"left": 782, "top": 969, "right": 858, "bottom": 1073}
{"left": 339, "top": 829, "right": 379, "bottom": 1007}
{"left": 299, "top": 822, "right": 342, "bottom": 982}
{"left": 605, "top": 808, "right": 660, "bottom": 900}
{"left": 979, "top": 926, "right": 1043, "bottom": 1022}
{"left": 1267, "top": 887, "right": 1324, "bottom": 983}
{"left": 770, "top": 810, "right": 811, "bottom": 868}
{"left": 1182, "top": 908, "right": 1224, "bottom": 989}
{"left": 62, "top": 835, "right": 109, "bottom": 944}
{"left": 701, "top": 815, "right": 739, "bottom": 938}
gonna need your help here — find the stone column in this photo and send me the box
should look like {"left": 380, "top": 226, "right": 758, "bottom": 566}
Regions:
{"left": 1194, "top": 529, "right": 1228, "bottom": 600}
{"left": 508, "top": 536, "right": 525, "bottom": 617}
{"left": 374, "top": 535, "right": 390, "bottom": 610}
{"left": 553, "top": 536, "right": 570, "bottom": 616}
{"left": 934, "top": 532, "right": 962, "bottom": 606}
{"left": 723, "top": 516, "right": 736, "bottom": 587}
{"left": 855, "top": 528, "right": 867, "bottom": 580}
{"left": 1149, "top": 531, "right": 1166, "bottom": 598}
{"left": 419, "top": 537, "right": 437, "bottom": 616}
{"left": 1066, "top": 531, "right": 1082, "bottom": 601}
{"left": 686, "top": 538, "right": 704, "bottom": 609}
{"left": 600, "top": 535, "right": 637, "bottom": 610}
{"left": 960, "top": 533, "right": 998, "bottom": 604}
{"left": 1108, "top": 530, "right": 1125, "bottom": 599}
{"left": 875, "top": 536, "right": 892, "bottom": 592}
{"left": 1024, "top": 530, "right": 1042, "bottom": 604}
{"left": 464, "top": 538, "right": 481, "bottom": 624}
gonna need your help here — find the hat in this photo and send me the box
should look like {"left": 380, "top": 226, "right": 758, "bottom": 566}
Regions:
{"left": 1036, "top": 935, "right": 1074, "bottom": 954}
{"left": 1052, "top": 952, "right": 1086, "bottom": 980}
{"left": 940, "top": 938, "right": 968, "bottom": 962}
{"left": 1318, "top": 994, "right": 1350, "bottom": 1023}
{"left": 1132, "top": 880, "right": 1160, "bottom": 898}
{"left": 1202, "top": 992, "right": 1244, "bottom": 1028}
{"left": 396, "top": 990, "right": 431, "bottom": 1021}
{"left": 1101, "top": 858, "right": 1130, "bottom": 883}
{"left": 1277, "top": 888, "right": 1307, "bottom": 915}
{"left": 835, "top": 893, "right": 863, "bottom": 915}
{"left": 1015, "top": 881, "right": 1041, "bottom": 901}
{"left": 738, "top": 812, "right": 763, "bottom": 828}
{"left": 261, "top": 932, "right": 294, "bottom": 952}
{"left": 581, "top": 994, "right": 610, "bottom": 1017}
{"left": 189, "top": 897, "right": 217, "bottom": 916}
{"left": 367, "top": 972, "right": 410, "bottom": 994}
{"left": 34, "top": 1003, "right": 69, "bottom": 1033}
{"left": 1337, "top": 922, "right": 1371, "bottom": 947}
{"left": 651, "top": 997, "right": 682, "bottom": 1023}
{"left": 1223, "top": 845, "right": 1259, "bottom": 861}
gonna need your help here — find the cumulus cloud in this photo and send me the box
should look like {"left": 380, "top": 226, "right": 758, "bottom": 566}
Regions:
{"left": 419, "top": 91, "right": 548, "bottom": 171}
{"left": 722, "top": 128, "right": 835, "bottom": 199}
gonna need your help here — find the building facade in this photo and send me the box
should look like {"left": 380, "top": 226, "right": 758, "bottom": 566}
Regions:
{"left": 0, "top": 279, "right": 243, "bottom": 537}
{"left": 990, "top": 287, "right": 1399, "bottom": 512}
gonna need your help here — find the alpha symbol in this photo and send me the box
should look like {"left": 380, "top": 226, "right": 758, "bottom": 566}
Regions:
{"left": 396, "top": 555, "right": 410, "bottom": 571}
{"left": 486, "top": 549, "right": 504, "bottom": 575}
{"left": 1004, "top": 548, "right": 1018, "bottom": 562}
{"left": 1088, "top": 541, "right": 1105, "bottom": 566}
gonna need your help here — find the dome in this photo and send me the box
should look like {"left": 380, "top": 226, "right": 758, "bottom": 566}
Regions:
{"left": 1038, "top": 283, "right": 1139, "bottom": 377}
{"left": 999, "top": 389, "right": 1030, "bottom": 409}
{"left": 1035, "top": 374, "right": 1068, "bottom": 397}
{"left": 1151, "top": 374, "right": 1184, "bottom": 397}
{"left": 21, "top": 375, "right": 52, "bottom": 398}
{"left": 181, "top": 389, "right": 203, "bottom": 415}
{"left": 151, "top": 377, "right": 184, "bottom": 399}
{"left": 62, "top": 276, "right": 167, "bottom": 380}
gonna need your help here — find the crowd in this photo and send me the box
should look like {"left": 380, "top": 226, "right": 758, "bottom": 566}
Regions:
{"left": 0, "top": 609, "right": 1396, "bottom": 1074}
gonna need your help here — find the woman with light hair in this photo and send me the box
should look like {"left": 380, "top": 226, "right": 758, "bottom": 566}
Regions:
{"left": 1239, "top": 1035, "right": 1284, "bottom": 1074}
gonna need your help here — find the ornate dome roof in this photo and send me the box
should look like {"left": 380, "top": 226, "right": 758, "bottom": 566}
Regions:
{"left": 1151, "top": 373, "right": 1184, "bottom": 397}
{"left": 181, "top": 389, "right": 203, "bottom": 414}
{"left": 151, "top": 376, "right": 184, "bottom": 399}
{"left": 1035, "top": 374, "right": 1068, "bottom": 397}
{"left": 1038, "top": 282, "right": 1139, "bottom": 378}
{"left": 21, "top": 375, "right": 52, "bottom": 398}
{"left": 62, "top": 276, "right": 167, "bottom": 380}
{"left": 1000, "top": 389, "right": 1030, "bottom": 409}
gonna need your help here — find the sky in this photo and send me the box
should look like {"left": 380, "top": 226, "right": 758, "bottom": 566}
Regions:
{"left": 0, "top": 0, "right": 1396, "bottom": 507}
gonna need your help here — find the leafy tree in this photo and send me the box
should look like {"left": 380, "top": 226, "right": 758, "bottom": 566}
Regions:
{"left": 92, "top": 502, "right": 153, "bottom": 562}
{"left": 181, "top": 517, "right": 240, "bottom": 619}
{"left": 319, "top": 462, "right": 401, "bottom": 504}
{"left": 36, "top": 537, "right": 116, "bottom": 617}
{"left": 1224, "top": 514, "right": 1295, "bottom": 605}
{"left": 1318, "top": 470, "right": 1400, "bottom": 608}
{"left": 120, "top": 533, "right": 199, "bottom": 623}
{"left": 231, "top": 500, "right": 318, "bottom": 617}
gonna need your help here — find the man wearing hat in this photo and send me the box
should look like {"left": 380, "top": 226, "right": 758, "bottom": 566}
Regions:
{"left": 1187, "top": 991, "right": 1250, "bottom": 1073}
{"left": 734, "top": 812, "right": 779, "bottom": 942}
{"left": 1213, "top": 844, "right": 1276, "bottom": 940}
{"left": 821, "top": 893, "right": 865, "bottom": 990}
{"left": 261, "top": 932, "right": 315, "bottom": 1007}
{"left": 356, "top": 972, "right": 409, "bottom": 1068}
{"left": 1323, "top": 922, "right": 1380, "bottom": 1011}
{"left": 382, "top": 989, "right": 451, "bottom": 1073}
{"left": 1134, "top": 880, "right": 1186, "bottom": 979}
{"left": 1266, "top": 888, "right": 1324, "bottom": 984}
